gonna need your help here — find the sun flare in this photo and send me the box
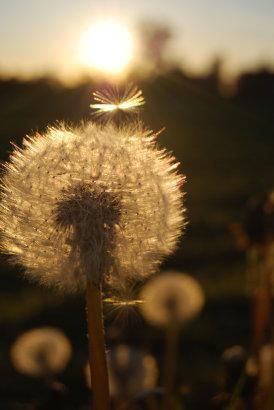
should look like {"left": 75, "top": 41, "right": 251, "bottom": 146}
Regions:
{"left": 79, "top": 20, "right": 133, "bottom": 74}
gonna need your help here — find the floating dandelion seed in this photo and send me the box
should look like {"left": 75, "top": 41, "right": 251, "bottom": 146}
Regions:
{"left": 0, "top": 122, "right": 184, "bottom": 292}
{"left": 140, "top": 271, "right": 204, "bottom": 327}
{"left": 103, "top": 283, "right": 145, "bottom": 326}
{"left": 85, "top": 345, "right": 158, "bottom": 397}
{"left": 104, "top": 295, "right": 144, "bottom": 326}
{"left": 90, "top": 84, "right": 145, "bottom": 116}
{"left": 10, "top": 327, "right": 71, "bottom": 377}
{"left": 104, "top": 297, "right": 143, "bottom": 307}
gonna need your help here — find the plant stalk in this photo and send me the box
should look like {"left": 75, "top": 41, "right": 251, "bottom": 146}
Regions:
{"left": 163, "top": 323, "right": 180, "bottom": 410}
{"left": 86, "top": 279, "right": 110, "bottom": 410}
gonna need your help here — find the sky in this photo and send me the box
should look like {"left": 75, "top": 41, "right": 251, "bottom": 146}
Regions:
{"left": 0, "top": 0, "right": 274, "bottom": 80}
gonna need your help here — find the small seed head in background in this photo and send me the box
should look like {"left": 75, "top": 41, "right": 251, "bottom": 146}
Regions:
{"left": 85, "top": 344, "right": 158, "bottom": 397}
{"left": 10, "top": 327, "right": 71, "bottom": 377}
{"left": 140, "top": 271, "right": 204, "bottom": 327}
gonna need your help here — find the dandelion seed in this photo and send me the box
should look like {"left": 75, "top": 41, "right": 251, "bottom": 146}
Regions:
{"left": 104, "top": 296, "right": 144, "bottom": 326}
{"left": 90, "top": 84, "right": 145, "bottom": 116}
{"left": 104, "top": 296, "right": 143, "bottom": 307}
{"left": 10, "top": 327, "right": 71, "bottom": 377}
{"left": 140, "top": 271, "right": 204, "bottom": 327}
{"left": 103, "top": 284, "right": 144, "bottom": 326}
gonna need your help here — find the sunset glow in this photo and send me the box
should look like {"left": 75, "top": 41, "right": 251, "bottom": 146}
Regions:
{"left": 79, "top": 20, "right": 133, "bottom": 74}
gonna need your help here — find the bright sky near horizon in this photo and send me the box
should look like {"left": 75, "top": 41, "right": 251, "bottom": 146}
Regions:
{"left": 0, "top": 0, "right": 274, "bottom": 80}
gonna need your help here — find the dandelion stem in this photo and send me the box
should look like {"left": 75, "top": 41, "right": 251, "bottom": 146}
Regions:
{"left": 86, "top": 279, "right": 110, "bottom": 410}
{"left": 163, "top": 323, "right": 180, "bottom": 410}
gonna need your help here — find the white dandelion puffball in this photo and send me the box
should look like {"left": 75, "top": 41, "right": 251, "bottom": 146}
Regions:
{"left": 10, "top": 327, "right": 72, "bottom": 377}
{"left": 85, "top": 344, "right": 158, "bottom": 397}
{"left": 0, "top": 122, "right": 184, "bottom": 292}
{"left": 222, "top": 345, "right": 248, "bottom": 367}
{"left": 140, "top": 271, "right": 204, "bottom": 327}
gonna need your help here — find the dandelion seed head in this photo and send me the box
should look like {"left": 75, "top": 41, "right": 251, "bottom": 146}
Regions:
{"left": 222, "top": 346, "right": 248, "bottom": 378}
{"left": 0, "top": 122, "right": 184, "bottom": 292}
{"left": 10, "top": 327, "right": 71, "bottom": 377}
{"left": 85, "top": 345, "right": 158, "bottom": 397}
{"left": 245, "top": 357, "right": 258, "bottom": 377}
{"left": 246, "top": 345, "right": 274, "bottom": 386}
{"left": 222, "top": 345, "right": 247, "bottom": 364}
{"left": 140, "top": 271, "right": 204, "bottom": 327}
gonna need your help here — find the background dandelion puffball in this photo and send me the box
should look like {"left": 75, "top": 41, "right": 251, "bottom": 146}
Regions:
{"left": 10, "top": 327, "right": 71, "bottom": 377}
{"left": 0, "top": 122, "right": 184, "bottom": 292}
{"left": 140, "top": 271, "right": 204, "bottom": 327}
{"left": 85, "top": 344, "right": 158, "bottom": 397}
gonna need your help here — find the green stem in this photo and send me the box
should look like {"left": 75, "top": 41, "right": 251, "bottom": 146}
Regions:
{"left": 227, "top": 370, "right": 246, "bottom": 410}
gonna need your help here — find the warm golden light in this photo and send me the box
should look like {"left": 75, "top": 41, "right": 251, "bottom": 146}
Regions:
{"left": 79, "top": 20, "right": 133, "bottom": 74}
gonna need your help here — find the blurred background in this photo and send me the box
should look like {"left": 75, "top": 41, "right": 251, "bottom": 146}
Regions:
{"left": 0, "top": 0, "right": 273, "bottom": 408}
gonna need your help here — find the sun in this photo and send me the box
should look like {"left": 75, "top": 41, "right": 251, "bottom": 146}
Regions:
{"left": 79, "top": 20, "right": 134, "bottom": 74}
